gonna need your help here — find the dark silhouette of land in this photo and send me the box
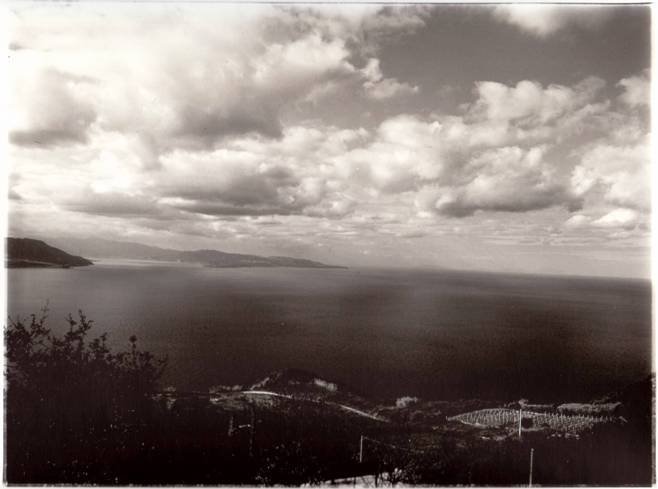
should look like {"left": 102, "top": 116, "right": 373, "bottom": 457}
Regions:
{"left": 6, "top": 237, "right": 93, "bottom": 268}
{"left": 45, "top": 236, "right": 346, "bottom": 268}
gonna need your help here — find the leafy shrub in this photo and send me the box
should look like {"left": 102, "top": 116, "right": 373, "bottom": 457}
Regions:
{"left": 5, "top": 308, "right": 167, "bottom": 483}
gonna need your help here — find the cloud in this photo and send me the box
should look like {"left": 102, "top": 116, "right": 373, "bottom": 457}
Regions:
{"left": 6, "top": 0, "right": 650, "bottom": 267}
{"left": 304, "top": 197, "right": 357, "bottom": 219}
{"left": 334, "top": 115, "right": 446, "bottom": 193}
{"left": 415, "top": 146, "right": 579, "bottom": 217}
{"left": 396, "top": 230, "right": 427, "bottom": 239}
{"left": 146, "top": 125, "right": 366, "bottom": 219}
{"left": 10, "top": 67, "right": 647, "bottom": 230}
{"left": 60, "top": 190, "right": 165, "bottom": 218}
{"left": 290, "top": 5, "right": 431, "bottom": 55}
{"left": 9, "top": 69, "right": 97, "bottom": 147}
{"left": 618, "top": 70, "right": 650, "bottom": 108}
{"left": 99, "top": 25, "right": 354, "bottom": 150}
{"left": 331, "top": 77, "right": 613, "bottom": 213}
{"left": 563, "top": 209, "right": 646, "bottom": 233}
{"left": 7, "top": 120, "right": 366, "bottom": 222}
{"left": 361, "top": 58, "right": 419, "bottom": 100}
{"left": 564, "top": 214, "right": 591, "bottom": 229}
{"left": 570, "top": 137, "right": 650, "bottom": 211}
{"left": 358, "top": 5, "right": 431, "bottom": 47}
{"left": 468, "top": 77, "right": 605, "bottom": 126}
{"left": 5, "top": 4, "right": 651, "bottom": 277}
{"left": 9, "top": 4, "right": 421, "bottom": 161}
{"left": 158, "top": 160, "right": 313, "bottom": 217}
{"left": 592, "top": 208, "right": 640, "bottom": 230}
{"left": 494, "top": 5, "right": 614, "bottom": 37}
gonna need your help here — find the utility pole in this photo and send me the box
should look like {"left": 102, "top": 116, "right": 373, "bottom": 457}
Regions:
{"left": 529, "top": 448, "right": 534, "bottom": 487}
{"left": 359, "top": 435, "right": 364, "bottom": 463}
{"left": 249, "top": 403, "right": 256, "bottom": 458}
{"left": 518, "top": 408, "right": 523, "bottom": 439}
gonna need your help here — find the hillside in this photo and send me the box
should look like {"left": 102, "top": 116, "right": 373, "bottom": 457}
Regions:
{"left": 6, "top": 238, "right": 93, "bottom": 268}
{"left": 6, "top": 304, "right": 653, "bottom": 486}
{"left": 169, "top": 369, "right": 653, "bottom": 485}
{"left": 48, "top": 237, "right": 345, "bottom": 269}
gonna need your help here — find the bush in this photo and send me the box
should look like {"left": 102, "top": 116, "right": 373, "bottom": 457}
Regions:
{"left": 6, "top": 308, "right": 167, "bottom": 483}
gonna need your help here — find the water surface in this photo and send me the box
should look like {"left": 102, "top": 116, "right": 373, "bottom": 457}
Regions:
{"left": 7, "top": 262, "right": 652, "bottom": 402}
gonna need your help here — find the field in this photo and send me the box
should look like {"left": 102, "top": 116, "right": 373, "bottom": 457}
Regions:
{"left": 448, "top": 408, "right": 617, "bottom": 434}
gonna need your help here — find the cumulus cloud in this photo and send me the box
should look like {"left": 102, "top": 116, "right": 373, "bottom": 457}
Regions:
{"left": 9, "top": 4, "right": 422, "bottom": 161}
{"left": 334, "top": 115, "right": 446, "bottom": 193}
{"left": 564, "top": 214, "right": 591, "bottom": 229}
{"left": 361, "top": 58, "right": 419, "bottom": 100}
{"left": 10, "top": 69, "right": 96, "bottom": 147}
{"left": 618, "top": 70, "right": 650, "bottom": 108}
{"left": 6, "top": 3, "right": 650, "bottom": 270}
{"left": 563, "top": 209, "right": 646, "bottom": 233}
{"left": 5, "top": 3, "right": 650, "bottom": 277}
{"left": 358, "top": 5, "right": 431, "bottom": 47}
{"left": 304, "top": 197, "right": 357, "bottom": 219}
{"left": 494, "top": 5, "right": 614, "bottom": 37}
{"left": 415, "top": 146, "right": 578, "bottom": 217}
{"left": 290, "top": 4, "right": 431, "bottom": 55}
{"left": 592, "top": 209, "right": 640, "bottom": 230}
{"left": 570, "top": 137, "right": 650, "bottom": 211}
{"left": 157, "top": 157, "right": 314, "bottom": 217}
{"left": 141, "top": 125, "right": 366, "bottom": 219}
{"left": 10, "top": 64, "right": 647, "bottom": 229}
{"left": 468, "top": 77, "right": 605, "bottom": 126}
{"left": 328, "top": 76, "right": 614, "bottom": 216}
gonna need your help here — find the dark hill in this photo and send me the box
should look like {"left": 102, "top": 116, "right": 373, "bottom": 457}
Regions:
{"left": 6, "top": 238, "right": 93, "bottom": 268}
{"left": 177, "top": 249, "right": 342, "bottom": 268}
{"left": 48, "top": 237, "right": 345, "bottom": 269}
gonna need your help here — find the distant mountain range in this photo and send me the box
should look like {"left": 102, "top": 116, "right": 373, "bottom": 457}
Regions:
{"left": 44, "top": 237, "right": 345, "bottom": 269}
{"left": 6, "top": 238, "right": 93, "bottom": 268}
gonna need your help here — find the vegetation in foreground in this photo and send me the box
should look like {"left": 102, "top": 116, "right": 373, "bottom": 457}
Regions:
{"left": 5, "top": 312, "right": 654, "bottom": 485}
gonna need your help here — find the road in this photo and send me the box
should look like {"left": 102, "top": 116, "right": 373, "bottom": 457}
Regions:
{"left": 241, "top": 390, "right": 388, "bottom": 422}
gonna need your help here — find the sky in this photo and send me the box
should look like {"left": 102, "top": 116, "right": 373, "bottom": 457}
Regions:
{"left": 7, "top": 3, "right": 651, "bottom": 278}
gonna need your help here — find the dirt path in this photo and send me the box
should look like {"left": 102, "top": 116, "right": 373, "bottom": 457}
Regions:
{"left": 241, "top": 390, "right": 388, "bottom": 422}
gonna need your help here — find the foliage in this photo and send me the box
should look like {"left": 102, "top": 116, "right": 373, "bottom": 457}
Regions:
{"left": 5, "top": 308, "right": 166, "bottom": 483}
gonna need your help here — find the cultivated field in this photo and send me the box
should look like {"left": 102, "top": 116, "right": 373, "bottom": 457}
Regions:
{"left": 448, "top": 408, "right": 616, "bottom": 433}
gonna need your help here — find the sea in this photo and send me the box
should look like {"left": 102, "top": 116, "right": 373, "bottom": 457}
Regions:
{"left": 6, "top": 260, "right": 652, "bottom": 403}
